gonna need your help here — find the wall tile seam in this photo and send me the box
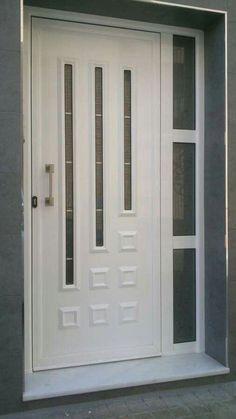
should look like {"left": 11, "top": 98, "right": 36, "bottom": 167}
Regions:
{"left": 0, "top": 231, "right": 23, "bottom": 236}
{"left": 0, "top": 109, "right": 21, "bottom": 114}
{"left": 0, "top": 295, "right": 23, "bottom": 301}
{"left": 0, "top": 110, "right": 21, "bottom": 115}
{"left": 0, "top": 293, "right": 24, "bottom": 298}
{"left": 0, "top": 47, "right": 21, "bottom": 53}
{"left": 0, "top": 170, "right": 23, "bottom": 175}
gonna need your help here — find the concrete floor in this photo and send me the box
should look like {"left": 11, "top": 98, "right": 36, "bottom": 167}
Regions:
{"left": 2, "top": 380, "right": 236, "bottom": 418}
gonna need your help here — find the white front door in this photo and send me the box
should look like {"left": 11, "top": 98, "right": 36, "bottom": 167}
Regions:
{"left": 32, "top": 18, "right": 161, "bottom": 371}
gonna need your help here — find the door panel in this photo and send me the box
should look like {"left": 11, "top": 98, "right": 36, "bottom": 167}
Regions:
{"left": 32, "top": 19, "right": 161, "bottom": 370}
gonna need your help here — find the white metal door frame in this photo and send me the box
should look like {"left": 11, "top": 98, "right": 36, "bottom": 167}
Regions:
{"left": 23, "top": 6, "right": 205, "bottom": 374}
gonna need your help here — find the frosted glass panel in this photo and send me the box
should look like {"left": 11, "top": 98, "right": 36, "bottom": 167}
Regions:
{"left": 174, "top": 249, "right": 196, "bottom": 343}
{"left": 95, "top": 67, "right": 104, "bottom": 246}
{"left": 124, "top": 70, "right": 132, "bottom": 210}
{"left": 173, "top": 35, "right": 195, "bottom": 130}
{"left": 65, "top": 64, "right": 74, "bottom": 285}
{"left": 173, "top": 143, "right": 195, "bottom": 236}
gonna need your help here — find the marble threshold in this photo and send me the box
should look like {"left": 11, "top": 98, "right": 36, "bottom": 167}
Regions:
{"left": 23, "top": 352, "right": 229, "bottom": 401}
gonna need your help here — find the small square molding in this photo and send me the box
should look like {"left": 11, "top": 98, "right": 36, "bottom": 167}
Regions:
{"left": 59, "top": 307, "right": 80, "bottom": 328}
{"left": 89, "top": 304, "right": 109, "bottom": 326}
{"left": 119, "top": 231, "right": 137, "bottom": 252}
{"left": 89, "top": 268, "right": 109, "bottom": 289}
{"left": 119, "top": 302, "right": 138, "bottom": 324}
{"left": 119, "top": 266, "right": 137, "bottom": 287}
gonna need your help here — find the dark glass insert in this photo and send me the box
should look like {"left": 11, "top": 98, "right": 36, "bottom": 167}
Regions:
{"left": 124, "top": 70, "right": 132, "bottom": 210}
{"left": 173, "top": 35, "right": 195, "bottom": 130}
{"left": 95, "top": 67, "right": 104, "bottom": 246}
{"left": 173, "top": 143, "right": 195, "bottom": 236}
{"left": 174, "top": 248, "right": 196, "bottom": 343}
{"left": 64, "top": 64, "right": 74, "bottom": 285}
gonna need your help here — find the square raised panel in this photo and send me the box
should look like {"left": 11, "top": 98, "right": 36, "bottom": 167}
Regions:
{"left": 119, "top": 302, "right": 138, "bottom": 324}
{"left": 119, "top": 266, "right": 137, "bottom": 287}
{"left": 89, "top": 268, "right": 109, "bottom": 289}
{"left": 119, "top": 231, "right": 137, "bottom": 251}
{"left": 89, "top": 304, "right": 109, "bottom": 326}
{"left": 59, "top": 307, "right": 80, "bottom": 328}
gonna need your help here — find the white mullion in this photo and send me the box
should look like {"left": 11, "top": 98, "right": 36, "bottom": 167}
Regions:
{"left": 161, "top": 32, "right": 174, "bottom": 355}
{"left": 173, "top": 130, "right": 197, "bottom": 143}
{"left": 195, "top": 32, "right": 205, "bottom": 353}
{"left": 173, "top": 236, "right": 196, "bottom": 249}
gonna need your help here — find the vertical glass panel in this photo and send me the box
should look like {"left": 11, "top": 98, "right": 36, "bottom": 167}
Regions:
{"left": 66, "top": 212, "right": 73, "bottom": 259}
{"left": 95, "top": 67, "right": 104, "bottom": 246}
{"left": 174, "top": 249, "right": 196, "bottom": 343}
{"left": 173, "top": 35, "right": 195, "bottom": 130}
{"left": 124, "top": 70, "right": 132, "bottom": 210}
{"left": 96, "top": 211, "right": 103, "bottom": 247}
{"left": 173, "top": 143, "right": 195, "bottom": 236}
{"left": 65, "top": 64, "right": 74, "bottom": 285}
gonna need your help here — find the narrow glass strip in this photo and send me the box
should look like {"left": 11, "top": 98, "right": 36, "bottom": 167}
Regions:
{"left": 65, "top": 64, "right": 74, "bottom": 285}
{"left": 173, "top": 249, "right": 196, "bottom": 343}
{"left": 173, "top": 35, "right": 196, "bottom": 130}
{"left": 124, "top": 70, "right": 132, "bottom": 210}
{"left": 95, "top": 67, "right": 104, "bottom": 246}
{"left": 173, "top": 143, "right": 196, "bottom": 236}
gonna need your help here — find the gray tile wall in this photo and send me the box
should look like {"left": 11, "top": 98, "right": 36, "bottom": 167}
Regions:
{"left": 227, "top": 0, "right": 236, "bottom": 371}
{"left": 0, "top": 0, "right": 235, "bottom": 414}
{"left": 0, "top": 0, "right": 23, "bottom": 414}
{"left": 204, "top": 16, "right": 226, "bottom": 365}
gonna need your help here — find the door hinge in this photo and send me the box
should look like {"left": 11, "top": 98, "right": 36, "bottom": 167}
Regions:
{"left": 32, "top": 196, "right": 38, "bottom": 208}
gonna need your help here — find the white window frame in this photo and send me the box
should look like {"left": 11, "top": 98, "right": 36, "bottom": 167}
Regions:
{"left": 23, "top": 5, "right": 205, "bottom": 374}
{"left": 160, "top": 32, "right": 205, "bottom": 355}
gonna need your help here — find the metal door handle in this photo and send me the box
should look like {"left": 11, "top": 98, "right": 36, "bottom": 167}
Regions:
{"left": 45, "top": 164, "right": 55, "bottom": 206}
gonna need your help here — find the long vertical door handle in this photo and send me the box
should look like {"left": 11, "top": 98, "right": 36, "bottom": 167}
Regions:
{"left": 45, "top": 164, "right": 55, "bottom": 206}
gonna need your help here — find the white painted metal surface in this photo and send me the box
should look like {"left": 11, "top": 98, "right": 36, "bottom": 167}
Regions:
{"left": 31, "top": 18, "right": 161, "bottom": 370}
{"left": 24, "top": 7, "right": 206, "bottom": 379}
{"left": 160, "top": 30, "right": 205, "bottom": 356}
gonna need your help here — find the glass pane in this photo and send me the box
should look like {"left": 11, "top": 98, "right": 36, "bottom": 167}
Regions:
{"left": 66, "top": 212, "right": 73, "bottom": 259}
{"left": 124, "top": 164, "right": 132, "bottom": 211}
{"left": 174, "top": 249, "right": 196, "bottom": 343}
{"left": 65, "top": 114, "right": 73, "bottom": 162}
{"left": 65, "top": 64, "right": 74, "bottom": 285}
{"left": 95, "top": 116, "right": 103, "bottom": 162}
{"left": 173, "top": 143, "right": 195, "bottom": 236}
{"left": 124, "top": 70, "right": 132, "bottom": 210}
{"left": 95, "top": 67, "right": 104, "bottom": 246}
{"left": 96, "top": 163, "right": 103, "bottom": 210}
{"left": 124, "top": 118, "right": 131, "bottom": 163}
{"left": 173, "top": 35, "right": 195, "bottom": 130}
{"left": 65, "top": 162, "right": 73, "bottom": 210}
{"left": 66, "top": 260, "right": 73, "bottom": 286}
{"left": 96, "top": 210, "right": 103, "bottom": 247}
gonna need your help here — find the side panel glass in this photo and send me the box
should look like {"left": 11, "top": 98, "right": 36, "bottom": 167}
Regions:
{"left": 173, "top": 35, "right": 195, "bottom": 130}
{"left": 173, "top": 249, "right": 196, "bottom": 343}
{"left": 173, "top": 143, "right": 195, "bottom": 236}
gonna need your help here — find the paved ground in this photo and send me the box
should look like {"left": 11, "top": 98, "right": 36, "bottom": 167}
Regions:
{"left": 3, "top": 380, "right": 236, "bottom": 418}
